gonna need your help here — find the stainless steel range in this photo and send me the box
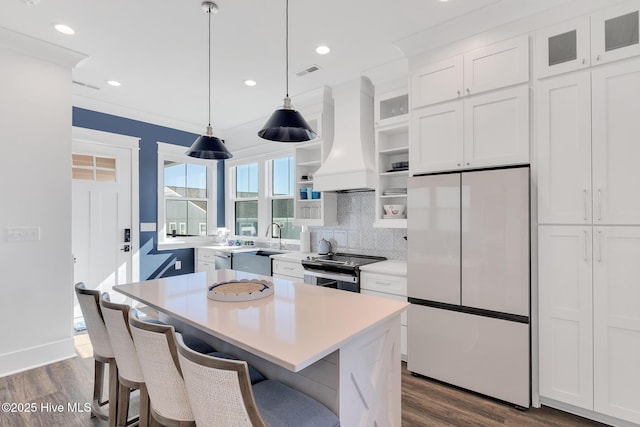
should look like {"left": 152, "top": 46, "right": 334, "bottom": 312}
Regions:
{"left": 302, "top": 253, "right": 387, "bottom": 292}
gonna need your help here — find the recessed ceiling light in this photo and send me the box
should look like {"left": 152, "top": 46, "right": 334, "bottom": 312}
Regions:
{"left": 315, "top": 45, "right": 330, "bottom": 55}
{"left": 244, "top": 79, "right": 257, "bottom": 87}
{"left": 106, "top": 80, "right": 121, "bottom": 87}
{"left": 440, "top": 0, "right": 449, "bottom": 2}
{"left": 54, "top": 24, "right": 75, "bottom": 35}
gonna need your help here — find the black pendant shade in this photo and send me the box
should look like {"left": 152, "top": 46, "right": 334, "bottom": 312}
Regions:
{"left": 186, "top": 133, "right": 232, "bottom": 159}
{"left": 186, "top": 1, "right": 232, "bottom": 160}
{"left": 258, "top": 106, "right": 317, "bottom": 142}
{"left": 258, "top": 0, "right": 315, "bottom": 143}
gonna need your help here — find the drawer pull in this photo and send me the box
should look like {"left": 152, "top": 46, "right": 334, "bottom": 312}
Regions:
{"left": 375, "top": 281, "right": 392, "bottom": 286}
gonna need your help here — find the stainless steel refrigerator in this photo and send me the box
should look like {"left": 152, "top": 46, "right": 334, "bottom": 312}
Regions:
{"left": 407, "top": 165, "right": 530, "bottom": 408}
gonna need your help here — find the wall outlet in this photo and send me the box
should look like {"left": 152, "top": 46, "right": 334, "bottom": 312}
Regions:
{"left": 7, "top": 226, "right": 41, "bottom": 242}
{"left": 175, "top": 260, "right": 181, "bottom": 270}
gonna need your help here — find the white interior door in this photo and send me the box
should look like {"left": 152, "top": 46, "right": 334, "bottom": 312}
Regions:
{"left": 72, "top": 128, "right": 139, "bottom": 319}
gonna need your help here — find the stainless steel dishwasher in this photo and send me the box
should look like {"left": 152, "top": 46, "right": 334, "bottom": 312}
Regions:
{"left": 213, "top": 250, "right": 232, "bottom": 270}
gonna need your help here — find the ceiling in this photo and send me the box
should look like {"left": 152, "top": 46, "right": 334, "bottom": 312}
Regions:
{"left": 0, "top": 0, "right": 564, "bottom": 135}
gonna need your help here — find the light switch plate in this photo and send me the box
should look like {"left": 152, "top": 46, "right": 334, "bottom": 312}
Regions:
{"left": 7, "top": 226, "right": 41, "bottom": 242}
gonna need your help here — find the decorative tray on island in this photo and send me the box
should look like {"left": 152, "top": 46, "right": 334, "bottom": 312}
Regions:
{"left": 207, "top": 279, "right": 274, "bottom": 302}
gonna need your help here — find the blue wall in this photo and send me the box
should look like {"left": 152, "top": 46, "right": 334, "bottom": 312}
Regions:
{"left": 73, "top": 107, "right": 225, "bottom": 279}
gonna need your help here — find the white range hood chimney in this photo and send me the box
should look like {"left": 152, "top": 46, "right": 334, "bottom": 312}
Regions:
{"left": 313, "top": 76, "right": 376, "bottom": 192}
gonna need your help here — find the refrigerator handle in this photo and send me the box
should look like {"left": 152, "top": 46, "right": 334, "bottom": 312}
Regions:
{"left": 583, "top": 189, "right": 588, "bottom": 221}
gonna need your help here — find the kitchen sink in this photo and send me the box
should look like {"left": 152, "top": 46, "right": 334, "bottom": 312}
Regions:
{"left": 232, "top": 250, "right": 286, "bottom": 275}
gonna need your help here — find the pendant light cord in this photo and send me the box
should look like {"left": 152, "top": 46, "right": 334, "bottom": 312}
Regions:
{"left": 208, "top": 5, "right": 212, "bottom": 128}
{"left": 285, "top": 0, "right": 289, "bottom": 98}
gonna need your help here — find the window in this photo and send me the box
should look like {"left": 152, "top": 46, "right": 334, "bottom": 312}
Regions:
{"left": 157, "top": 143, "right": 217, "bottom": 246}
{"left": 227, "top": 151, "right": 300, "bottom": 244}
{"left": 234, "top": 163, "right": 258, "bottom": 237}
{"left": 269, "top": 156, "right": 300, "bottom": 240}
{"left": 164, "top": 160, "right": 208, "bottom": 236}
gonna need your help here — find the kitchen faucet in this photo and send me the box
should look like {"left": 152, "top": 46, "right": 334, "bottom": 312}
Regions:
{"left": 265, "top": 223, "right": 284, "bottom": 250}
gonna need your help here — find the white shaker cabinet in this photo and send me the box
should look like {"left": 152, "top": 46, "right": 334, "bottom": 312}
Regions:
{"left": 592, "top": 60, "right": 640, "bottom": 225}
{"left": 536, "top": 0, "right": 640, "bottom": 79}
{"left": 412, "top": 35, "right": 529, "bottom": 109}
{"left": 410, "top": 100, "right": 463, "bottom": 174}
{"left": 537, "top": 72, "right": 592, "bottom": 224}
{"left": 538, "top": 59, "right": 640, "bottom": 225}
{"left": 539, "top": 225, "right": 640, "bottom": 424}
{"left": 272, "top": 258, "right": 304, "bottom": 280}
{"left": 592, "top": 226, "right": 640, "bottom": 424}
{"left": 411, "top": 56, "right": 463, "bottom": 108}
{"left": 538, "top": 226, "right": 594, "bottom": 410}
{"left": 411, "top": 85, "right": 529, "bottom": 174}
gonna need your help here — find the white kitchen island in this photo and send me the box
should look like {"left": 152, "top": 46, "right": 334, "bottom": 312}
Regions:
{"left": 114, "top": 269, "right": 408, "bottom": 426}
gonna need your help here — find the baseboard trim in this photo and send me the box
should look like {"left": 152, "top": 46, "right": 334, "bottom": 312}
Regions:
{"left": 540, "top": 397, "right": 638, "bottom": 427}
{"left": 0, "top": 338, "right": 76, "bottom": 377}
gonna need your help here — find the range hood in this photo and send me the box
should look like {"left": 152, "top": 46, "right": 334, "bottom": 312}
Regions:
{"left": 313, "top": 76, "right": 376, "bottom": 192}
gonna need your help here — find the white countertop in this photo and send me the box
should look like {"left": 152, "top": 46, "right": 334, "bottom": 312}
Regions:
{"left": 114, "top": 270, "right": 407, "bottom": 372}
{"left": 360, "top": 259, "right": 407, "bottom": 276}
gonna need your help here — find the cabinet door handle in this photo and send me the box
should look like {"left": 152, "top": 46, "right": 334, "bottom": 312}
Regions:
{"left": 597, "top": 189, "right": 603, "bottom": 221}
{"left": 583, "top": 230, "right": 588, "bottom": 262}
{"left": 457, "top": 90, "right": 461, "bottom": 97}
{"left": 596, "top": 54, "right": 601, "bottom": 61}
{"left": 597, "top": 230, "right": 603, "bottom": 262}
{"left": 466, "top": 88, "right": 471, "bottom": 94}
{"left": 583, "top": 189, "right": 588, "bottom": 221}
{"left": 581, "top": 58, "right": 587, "bottom": 65}
{"left": 375, "top": 281, "right": 392, "bottom": 286}
{"left": 457, "top": 163, "right": 461, "bottom": 167}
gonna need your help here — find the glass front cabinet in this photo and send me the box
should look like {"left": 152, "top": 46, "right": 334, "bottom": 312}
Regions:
{"left": 536, "top": 1, "right": 640, "bottom": 79}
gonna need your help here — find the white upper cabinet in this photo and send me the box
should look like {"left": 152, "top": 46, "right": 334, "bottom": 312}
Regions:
{"left": 410, "top": 100, "right": 463, "bottom": 174}
{"left": 536, "top": 17, "right": 591, "bottom": 79}
{"left": 410, "top": 35, "right": 530, "bottom": 175}
{"left": 537, "top": 71, "right": 592, "bottom": 224}
{"left": 537, "top": 59, "right": 640, "bottom": 225}
{"left": 463, "top": 85, "right": 529, "bottom": 170}
{"left": 591, "top": 0, "right": 640, "bottom": 66}
{"left": 375, "top": 87, "right": 409, "bottom": 128}
{"left": 411, "top": 86, "right": 529, "bottom": 175}
{"left": 412, "top": 35, "right": 529, "bottom": 109}
{"left": 412, "top": 56, "right": 463, "bottom": 108}
{"left": 536, "top": 0, "right": 640, "bottom": 79}
{"left": 463, "top": 36, "right": 529, "bottom": 95}
{"left": 592, "top": 59, "right": 640, "bottom": 225}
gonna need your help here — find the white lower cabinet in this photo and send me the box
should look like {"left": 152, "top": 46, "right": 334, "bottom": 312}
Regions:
{"left": 272, "top": 259, "right": 304, "bottom": 280}
{"left": 539, "top": 225, "right": 640, "bottom": 424}
{"left": 360, "top": 270, "right": 408, "bottom": 360}
{"left": 196, "top": 248, "right": 217, "bottom": 277}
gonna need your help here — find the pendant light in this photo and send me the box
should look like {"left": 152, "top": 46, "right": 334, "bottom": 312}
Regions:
{"left": 258, "top": 0, "right": 317, "bottom": 142}
{"left": 186, "top": 1, "right": 232, "bottom": 159}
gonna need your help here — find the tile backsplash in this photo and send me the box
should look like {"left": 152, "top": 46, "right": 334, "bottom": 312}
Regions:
{"left": 309, "top": 192, "right": 407, "bottom": 260}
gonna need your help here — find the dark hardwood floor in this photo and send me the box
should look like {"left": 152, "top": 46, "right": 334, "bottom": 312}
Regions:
{"left": 0, "top": 333, "right": 609, "bottom": 427}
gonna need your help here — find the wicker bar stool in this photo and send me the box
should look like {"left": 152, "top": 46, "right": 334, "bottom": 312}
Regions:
{"left": 128, "top": 310, "right": 196, "bottom": 427}
{"left": 175, "top": 334, "right": 340, "bottom": 427}
{"left": 74, "top": 282, "right": 119, "bottom": 427}
{"left": 100, "top": 294, "right": 150, "bottom": 427}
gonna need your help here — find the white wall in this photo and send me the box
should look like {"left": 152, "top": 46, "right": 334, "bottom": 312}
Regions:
{"left": 0, "top": 28, "right": 85, "bottom": 376}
